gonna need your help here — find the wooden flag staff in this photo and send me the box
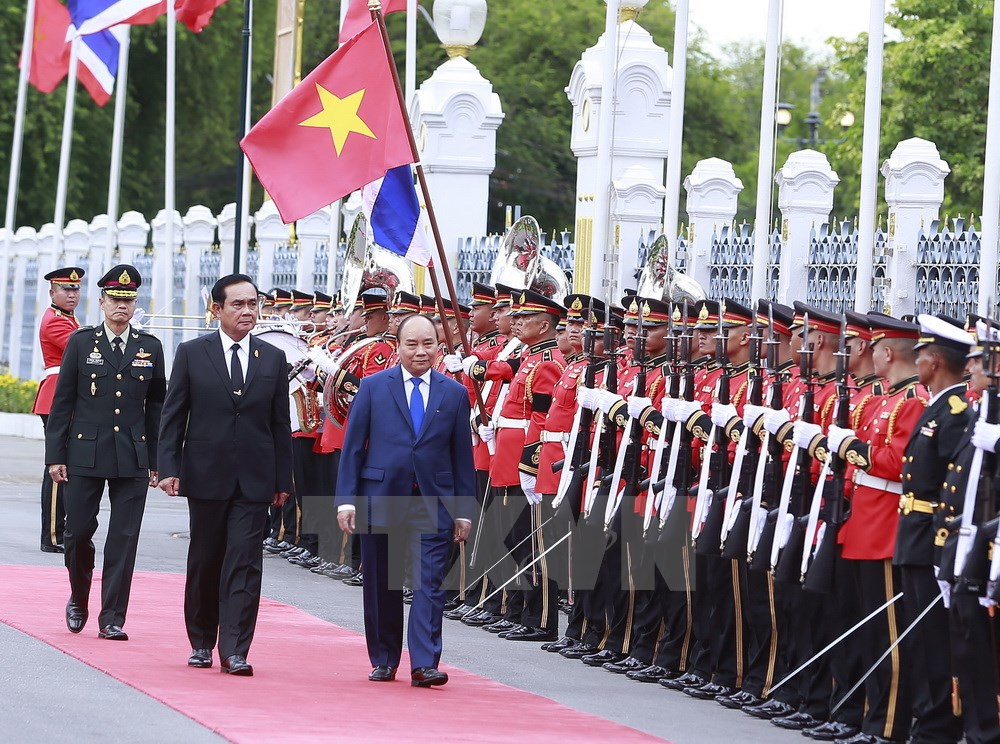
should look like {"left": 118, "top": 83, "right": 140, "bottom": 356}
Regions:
{"left": 368, "top": 0, "right": 489, "bottom": 420}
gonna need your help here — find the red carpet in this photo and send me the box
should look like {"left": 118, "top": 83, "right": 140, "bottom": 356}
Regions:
{"left": 0, "top": 565, "right": 667, "bottom": 743}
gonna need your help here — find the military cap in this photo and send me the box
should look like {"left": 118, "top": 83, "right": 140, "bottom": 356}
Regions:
{"left": 623, "top": 296, "right": 672, "bottom": 326}
{"left": 564, "top": 294, "right": 607, "bottom": 325}
{"left": 389, "top": 291, "right": 421, "bottom": 316}
{"left": 493, "top": 283, "right": 521, "bottom": 309}
{"left": 791, "top": 301, "right": 842, "bottom": 336}
{"left": 361, "top": 291, "right": 389, "bottom": 315}
{"left": 438, "top": 297, "right": 472, "bottom": 320}
{"left": 290, "top": 289, "right": 313, "bottom": 310}
{"left": 866, "top": 312, "right": 919, "bottom": 346}
{"left": 756, "top": 299, "right": 794, "bottom": 336}
{"left": 844, "top": 310, "right": 873, "bottom": 341}
{"left": 98, "top": 264, "right": 141, "bottom": 299}
{"left": 967, "top": 318, "right": 1000, "bottom": 358}
{"left": 914, "top": 313, "right": 975, "bottom": 353}
{"left": 45, "top": 266, "right": 84, "bottom": 288}
{"left": 420, "top": 294, "right": 438, "bottom": 317}
{"left": 270, "top": 288, "right": 292, "bottom": 307}
{"left": 471, "top": 283, "right": 496, "bottom": 307}
{"left": 692, "top": 299, "right": 753, "bottom": 330}
{"left": 511, "top": 289, "right": 563, "bottom": 318}
{"left": 312, "top": 291, "right": 333, "bottom": 311}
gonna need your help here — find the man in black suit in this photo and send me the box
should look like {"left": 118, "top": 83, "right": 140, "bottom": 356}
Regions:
{"left": 337, "top": 313, "right": 476, "bottom": 687}
{"left": 46, "top": 264, "right": 165, "bottom": 640}
{"left": 158, "top": 274, "right": 293, "bottom": 676}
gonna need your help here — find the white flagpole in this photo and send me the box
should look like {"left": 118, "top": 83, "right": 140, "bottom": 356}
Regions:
{"left": 54, "top": 39, "right": 81, "bottom": 251}
{"left": 978, "top": 2, "right": 1000, "bottom": 314}
{"left": 1, "top": 0, "right": 37, "bottom": 361}
{"left": 155, "top": 1, "right": 177, "bottom": 314}
{"left": 662, "top": 0, "right": 689, "bottom": 249}
{"left": 102, "top": 27, "right": 131, "bottom": 308}
{"left": 590, "top": 0, "right": 619, "bottom": 297}
{"left": 405, "top": 0, "right": 417, "bottom": 105}
{"left": 749, "top": 0, "right": 783, "bottom": 302}
{"left": 238, "top": 0, "right": 254, "bottom": 273}
{"left": 853, "top": 0, "right": 886, "bottom": 312}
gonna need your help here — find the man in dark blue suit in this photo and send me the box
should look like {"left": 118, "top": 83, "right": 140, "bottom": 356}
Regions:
{"left": 337, "top": 313, "right": 476, "bottom": 687}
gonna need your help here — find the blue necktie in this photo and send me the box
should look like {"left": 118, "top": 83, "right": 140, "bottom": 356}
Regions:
{"left": 409, "top": 377, "right": 424, "bottom": 434}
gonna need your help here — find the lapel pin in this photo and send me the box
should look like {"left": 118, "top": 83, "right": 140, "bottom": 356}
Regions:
{"left": 253, "top": 348, "right": 259, "bottom": 358}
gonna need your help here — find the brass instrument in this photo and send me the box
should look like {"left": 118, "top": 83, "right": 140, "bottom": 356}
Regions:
{"left": 490, "top": 215, "right": 570, "bottom": 302}
{"left": 636, "top": 233, "right": 707, "bottom": 303}
{"left": 340, "top": 213, "right": 415, "bottom": 312}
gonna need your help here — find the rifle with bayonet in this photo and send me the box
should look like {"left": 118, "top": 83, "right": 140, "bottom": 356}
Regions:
{"left": 748, "top": 302, "right": 785, "bottom": 570}
{"left": 802, "top": 312, "right": 851, "bottom": 591}
{"left": 642, "top": 310, "right": 679, "bottom": 542}
{"left": 693, "top": 301, "right": 732, "bottom": 556}
{"left": 581, "top": 320, "right": 619, "bottom": 527}
{"left": 772, "top": 313, "right": 816, "bottom": 580}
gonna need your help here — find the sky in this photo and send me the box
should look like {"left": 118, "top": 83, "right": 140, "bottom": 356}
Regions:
{"left": 686, "top": 0, "right": 896, "bottom": 55}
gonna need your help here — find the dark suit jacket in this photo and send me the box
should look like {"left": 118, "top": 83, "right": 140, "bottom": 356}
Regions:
{"left": 46, "top": 325, "right": 165, "bottom": 478}
{"left": 157, "top": 331, "right": 293, "bottom": 501}
{"left": 896, "top": 386, "right": 973, "bottom": 567}
{"left": 336, "top": 366, "right": 476, "bottom": 529}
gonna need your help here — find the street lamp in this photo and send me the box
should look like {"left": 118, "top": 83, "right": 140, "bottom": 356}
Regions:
{"left": 775, "top": 68, "right": 854, "bottom": 148}
{"left": 433, "top": 0, "right": 488, "bottom": 58}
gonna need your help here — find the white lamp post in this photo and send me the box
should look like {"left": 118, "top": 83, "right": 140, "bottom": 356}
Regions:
{"left": 433, "top": 0, "right": 487, "bottom": 58}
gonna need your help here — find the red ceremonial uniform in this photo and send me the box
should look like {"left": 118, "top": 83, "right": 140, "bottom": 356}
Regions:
{"left": 32, "top": 306, "right": 80, "bottom": 415}
{"left": 536, "top": 352, "right": 587, "bottom": 494}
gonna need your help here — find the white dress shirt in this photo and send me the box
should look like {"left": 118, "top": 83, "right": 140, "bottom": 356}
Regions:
{"left": 219, "top": 329, "right": 251, "bottom": 385}
{"left": 927, "top": 382, "right": 966, "bottom": 408}
{"left": 104, "top": 323, "right": 130, "bottom": 355}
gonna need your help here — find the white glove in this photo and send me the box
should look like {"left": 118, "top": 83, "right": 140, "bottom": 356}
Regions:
{"left": 577, "top": 386, "right": 599, "bottom": 411}
{"left": 792, "top": 420, "right": 822, "bottom": 450}
{"left": 742, "top": 404, "right": 766, "bottom": 431}
{"left": 827, "top": 425, "right": 855, "bottom": 454}
{"left": 519, "top": 472, "right": 541, "bottom": 504}
{"left": 478, "top": 424, "right": 496, "bottom": 444}
{"left": 669, "top": 399, "right": 703, "bottom": 423}
{"left": 461, "top": 355, "right": 480, "bottom": 375}
{"left": 761, "top": 407, "right": 791, "bottom": 435}
{"left": 306, "top": 347, "right": 338, "bottom": 375}
{"left": 595, "top": 389, "right": 623, "bottom": 414}
{"left": 711, "top": 403, "right": 738, "bottom": 428}
{"left": 972, "top": 420, "right": 1000, "bottom": 453}
{"left": 982, "top": 582, "right": 998, "bottom": 609}
{"left": 628, "top": 396, "right": 653, "bottom": 420}
{"left": 443, "top": 353, "right": 464, "bottom": 373}
{"left": 937, "top": 580, "right": 951, "bottom": 609}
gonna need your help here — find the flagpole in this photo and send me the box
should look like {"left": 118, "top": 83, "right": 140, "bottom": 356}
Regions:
{"left": 103, "top": 27, "right": 131, "bottom": 314}
{"left": 157, "top": 0, "right": 177, "bottom": 315}
{"left": 661, "top": 0, "right": 689, "bottom": 249}
{"left": 370, "top": 1, "right": 486, "bottom": 417}
{"left": 233, "top": 0, "right": 254, "bottom": 273}
{"left": 54, "top": 39, "right": 81, "bottom": 253}
{"left": 405, "top": 0, "right": 417, "bottom": 104}
{"left": 979, "top": 0, "right": 1000, "bottom": 315}
{"left": 1, "top": 0, "right": 37, "bottom": 363}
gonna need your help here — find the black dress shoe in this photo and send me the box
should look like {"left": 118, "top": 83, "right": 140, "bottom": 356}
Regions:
{"left": 65, "top": 599, "right": 88, "bottom": 634}
{"left": 330, "top": 564, "right": 357, "bottom": 580}
{"left": 772, "top": 711, "right": 821, "bottom": 730}
{"left": 659, "top": 671, "right": 706, "bottom": 691}
{"left": 265, "top": 540, "right": 292, "bottom": 554}
{"left": 483, "top": 619, "right": 515, "bottom": 633}
{"left": 497, "top": 624, "right": 527, "bottom": 639}
{"left": 541, "top": 635, "right": 578, "bottom": 652}
{"left": 834, "top": 734, "right": 894, "bottom": 744}
{"left": 717, "top": 690, "right": 761, "bottom": 709}
{"left": 582, "top": 649, "right": 626, "bottom": 667}
{"left": 288, "top": 550, "right": 321, "bottom": 568}
{"left": 603, "top": 656, "right": 648, "bottom": 674}
{"left": 504, "top": 626, "right": 557, "bottom": 642}
{"left": 98, "top": 625, "right": 128, "bottom": 641}
{"left": 462, "top": 610, "right": 499, "bottom": 627}
{"left": 558, "top": 642, "right": 598, "bottom": 659}
{"left": 262, "top": 537, "right": 280, "bottom": 550}
{"left": 280, "top": 545, "right": 305, "bottom": 558}
{"left": 221, "top": 655, "right": 253, "bottom": 676}
{"left": 188, "top": 649, "right": 213, "bottom": 668}
{"left": 443, "top": 597, "right": 463, "bottom": 611}
{"left": 343, "top": 575, "right": 364, "bottom": 587}
{"left": 444, "top": 604, "right": 476, "bottom": 621}
{"left": 804, "top": 721, "right": 859, "bottom": 741}
{"left": 40, "top": 543, "right": 65, "bottom": 553}
{"left": 626, "top": 665, "right": 675, "bottom": 683}
{"left": 744, "top": 698, "right": 796, "bottom": 719}
{"left": 684, "top": 681, "right": 734, "bottom": 700}
{"left": 411, "top": 667, "right": 448, "bottom": 687}
{"left": 369, "top": 665, "right": 397, "bottom": 682}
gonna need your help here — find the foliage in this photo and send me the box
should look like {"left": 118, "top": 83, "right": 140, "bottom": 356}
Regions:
{"left": 0, "top": 371, "right": 37, "bottom": 412}
{"left": 829, "top": 0, "right": 993, "bottom": 221}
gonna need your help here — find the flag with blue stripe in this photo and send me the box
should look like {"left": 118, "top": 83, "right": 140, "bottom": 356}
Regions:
{"left": 72, "top": 24, "right": 127, "bottom": 106}
{"left": 67, "top": 0, "right": 161, "bottom": 37}
{"left": 362, "top": 165, "right": 432, "bottom": 267}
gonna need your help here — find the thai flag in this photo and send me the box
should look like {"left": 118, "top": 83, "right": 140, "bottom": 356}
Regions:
{"left": 362, "top": 165, "right": 432, "bottom": 267}
{"left": 73, "top": 24, "right": 127, "bottom": 106}
{"left": 66, "top": 0, "right": 162, "bottom": 37}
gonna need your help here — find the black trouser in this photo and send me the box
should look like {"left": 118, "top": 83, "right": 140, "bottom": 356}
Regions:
{"left": 900, "top": 564, "right": 963, "bottom": 743}
{"left": 185, "top": 492, "right": 269, "bottom": 660}
{"left": 291, "top": 437, "right": 321, "bottom": 555}
{"left": 779, "top": 579, "right": 830, "bottom": 718}
{"left": 827, "top": 553, "right": 865, "bottom": 726}
{"left": 950, "top": 591, "right": 1000, "bottom": 744}
{"left": 63, "top": 474, "right": 147, "bottom": 628}
{"left": 739, "top": 561, "right": 778, "bottom": 698}
{"left": 693, "top": 553, "right": 743, "bottom": 687}
{"left": 38, "top": 414, "right": 65, "bottom": 548}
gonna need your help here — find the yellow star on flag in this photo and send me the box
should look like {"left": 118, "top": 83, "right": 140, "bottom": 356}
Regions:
{"left": 299, "top": 84, "right": 377, "bottom": 156}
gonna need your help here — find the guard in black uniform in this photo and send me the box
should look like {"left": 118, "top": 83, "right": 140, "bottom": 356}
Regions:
{"left": 897, "top": 314, "right": 972, "bottom": 743}
{"left": 45, "top": 265, "right": 166, "bottom": 640}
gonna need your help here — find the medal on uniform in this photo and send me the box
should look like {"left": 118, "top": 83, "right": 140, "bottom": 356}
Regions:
{"left": 90, "top": 382, "right": 96, "bottom": 396}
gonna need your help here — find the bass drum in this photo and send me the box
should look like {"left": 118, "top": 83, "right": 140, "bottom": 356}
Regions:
{"left": 254, "top": 329, "right": 311, "bottom": 390}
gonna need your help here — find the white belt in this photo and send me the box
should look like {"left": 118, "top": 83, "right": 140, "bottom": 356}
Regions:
{"left": 541, "top": 431, "right": 570, "bottom": 444}
{"left": 44, "top": 366, "right": 60, "bottom": 376}
{"left": 496, "top": 416, "right": 529, "bottom": 430}
{"left": 853, "top": 470, "right": 903, "bottom": 495}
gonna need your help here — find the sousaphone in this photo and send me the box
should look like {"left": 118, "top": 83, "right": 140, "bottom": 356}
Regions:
{"left": 636, "top": 234, "right": 707, "bottom": 304}
{"left": 490, "top": 215, "right": 569, "bottom": 302}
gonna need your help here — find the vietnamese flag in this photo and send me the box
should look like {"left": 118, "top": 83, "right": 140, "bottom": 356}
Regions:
{"left": 339, "top": 0, "right": 405, "bottom": 45}
{"left": 21, "top": 0, "right": 72, "bottom": 93}
{"left": 241, "top": 20, "right": 415, "bottom": 225}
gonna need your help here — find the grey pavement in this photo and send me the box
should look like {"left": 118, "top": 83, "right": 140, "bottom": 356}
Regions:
{"left": 0, "top": 435, "right": 807, "bottom": 743}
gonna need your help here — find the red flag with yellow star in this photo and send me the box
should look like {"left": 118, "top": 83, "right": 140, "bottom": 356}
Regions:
{"left": 240, "top": 20, "right": 414, "bottom": 224}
